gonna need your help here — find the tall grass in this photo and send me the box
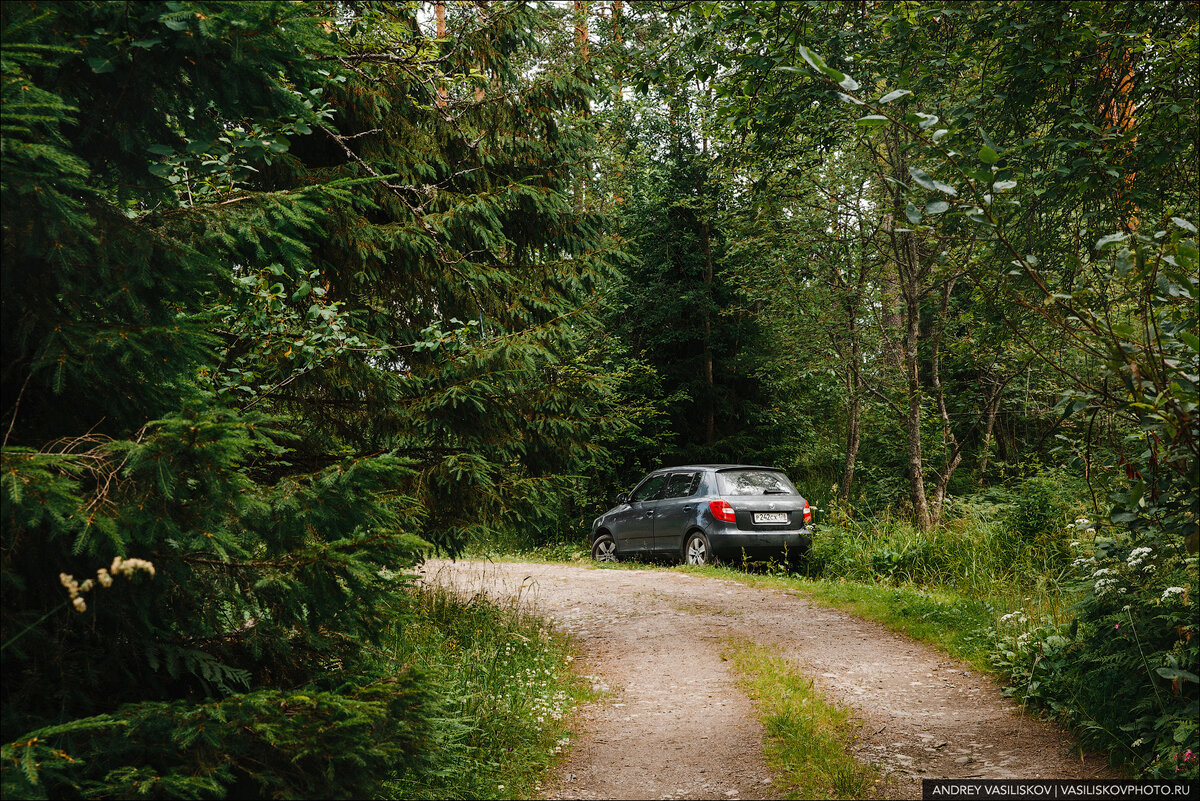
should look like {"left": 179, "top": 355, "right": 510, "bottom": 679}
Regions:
{"left": 381, "top": 578, "right": 591, "bottom": 800}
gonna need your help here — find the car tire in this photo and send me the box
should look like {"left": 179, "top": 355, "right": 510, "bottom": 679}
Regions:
{"left": 682, "top": 531, "right": 713, "bottom": 566}
{"left": 592, "top": 533, "right": 619, "bottom": 563}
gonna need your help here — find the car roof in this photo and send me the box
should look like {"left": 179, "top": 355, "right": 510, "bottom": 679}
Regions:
{"left": 651, "top": 464, "right": 785, "bottom": 473}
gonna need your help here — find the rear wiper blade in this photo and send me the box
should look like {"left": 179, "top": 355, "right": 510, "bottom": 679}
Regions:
{"left": 763, "top": 489, "right": 790, "bottom": 495}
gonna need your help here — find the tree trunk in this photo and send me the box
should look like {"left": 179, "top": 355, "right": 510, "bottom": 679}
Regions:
{"left": 435, "top": 1, "right": 448, "bottom": 107}
{"left": 903, "top": 295, "right": 932, "bottom": 530}
{"left": 928, "top": 278, "right": 964, "bottom": 525}
{"left": 702, "top": 219, "right": 715, "bottom": 446}
{"left": 977, "top": 377, "right": 1002, "bottom": 483}
{"left": 840, "top": 377, "right": 861, "bottom": 505}
{"left": 574, "top": 0, "right": 589, "bottom": 63}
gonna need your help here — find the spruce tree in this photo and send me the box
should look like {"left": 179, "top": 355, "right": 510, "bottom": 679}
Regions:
{"left": 1, "top": 1, "right": 614, "bottom": 797}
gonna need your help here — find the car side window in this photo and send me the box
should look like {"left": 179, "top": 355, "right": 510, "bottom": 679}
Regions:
{"left": 662, "top": 472, "right": 698, "bottom": 499}
{"left": 631, "top": 474, "right": 668, "bottom": 503}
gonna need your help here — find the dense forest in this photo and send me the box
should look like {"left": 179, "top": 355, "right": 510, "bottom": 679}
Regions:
{"left": 2, "top": 1, "right": 1196, "bottom": 798}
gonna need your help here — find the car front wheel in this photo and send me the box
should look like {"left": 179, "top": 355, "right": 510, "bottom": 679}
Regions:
{"left": 592, "top": 533, "right": 618, "bottom": 563}
{"left": 682, "top": 531, "right": 712, "bottom": 566}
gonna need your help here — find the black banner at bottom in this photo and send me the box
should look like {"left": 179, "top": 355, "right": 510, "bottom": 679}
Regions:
{"left": 922, "top": 779, "right": 1198, "bottom": 800}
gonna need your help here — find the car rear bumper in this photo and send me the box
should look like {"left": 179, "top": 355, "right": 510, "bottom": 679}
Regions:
{"left": 708, "top": 526, "right": 811, "bottom": 555}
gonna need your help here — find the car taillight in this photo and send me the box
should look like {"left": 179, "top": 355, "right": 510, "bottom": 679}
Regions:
{"left": 803, "top": 499, "right": 812, "bottom": 524}
{"left": 708, "top": 499, "right": 737, "bottom": 523}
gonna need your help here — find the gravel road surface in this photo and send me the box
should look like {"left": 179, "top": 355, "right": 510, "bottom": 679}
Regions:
{"left": 421, "top": 560, "right": 1113, "bottom": 800}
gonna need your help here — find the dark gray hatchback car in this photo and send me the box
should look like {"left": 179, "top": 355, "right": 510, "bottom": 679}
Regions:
{"left": 589, "top": 465, "right": 812, "bottom": 565}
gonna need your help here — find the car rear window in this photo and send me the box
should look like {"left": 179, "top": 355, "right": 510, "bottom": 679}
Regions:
{"left": 716, "top": 470, "right": 797, "bottom": 496}
{"left": 663, "top": 472, "right": 699, "bottom": 499}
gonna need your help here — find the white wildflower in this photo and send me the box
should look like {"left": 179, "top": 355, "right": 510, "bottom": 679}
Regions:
{"left": 1162, "top": 587, "right": 1186, "bottom": 600}
{"left": 72, "top": 596, "right": 87, "bottom": 613}
{"left": 1092, "top": 568, "right": 1115, "bottom": 578}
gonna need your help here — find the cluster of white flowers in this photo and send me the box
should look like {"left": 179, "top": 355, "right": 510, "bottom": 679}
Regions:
{"left": 59, "top": 556, "right": 156, "bottom": 613}
{"left": 1161, "top": 586, "right": 1187, "bottom": 601}
{"left": 999, "top": 611, "right": 1029, "bottom": 625}
{"left": 110, "top": 556, "right": 156, "bottom": 578}
{"left": 1094, "top": 577, "right": 1121, "bottom": 596}
{"left": 1126, "top": 547, "right": 1154, "bottom": 570}
{"left": 1072, "top": 556, "right": 1097, "bottom": 568}
{"left": 1068, "top": 517, "right": 1097, "bottom": 535}
{"left": 1092, "top": 567, "right": 1116, "bottom": 578}
{"left": 59, "top": 573, "right": 94, "bottom": 612}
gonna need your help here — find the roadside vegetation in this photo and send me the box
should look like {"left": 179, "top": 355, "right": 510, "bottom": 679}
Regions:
{"left": 383, "top": 580, "right": 591, "bottom": 800}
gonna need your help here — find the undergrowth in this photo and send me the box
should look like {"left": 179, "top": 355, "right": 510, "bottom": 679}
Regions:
{"left": 382, "top": 577, "right": 592, "bottom": 799}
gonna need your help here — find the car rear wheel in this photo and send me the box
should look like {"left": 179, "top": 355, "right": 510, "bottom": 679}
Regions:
{"left": 682, "top": 531, "right": 712, "bottom": 566}
{"left": 592, "top": 533, "right": 618, "bottom": 563}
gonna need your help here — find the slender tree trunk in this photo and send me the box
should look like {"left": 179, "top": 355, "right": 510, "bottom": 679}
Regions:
{"left": 475, "top": 1, "right": 487, "bottom": 102}
{"left": 978, "top": 377, "right": 1002, "bottom": 482}
{"left": 435, "top": 1, "right": 447, "bottom": 107}
{"left": 903, "top": 292, "right": 932, "bottom": 530}
{"left": 612, "top": 0, "right": 622, "bottom": 101}
{"left": 882, "top": 128, "right": 933, "bottom": 530}
{"left": 702, "top": 219, "right": 715, "bottom": 446}
{"left": 574, "top": 0, "right": 589, "bottom": 63}
{"left": 840, "top": 355, "right": 862, "bottom": 504}
{"left": 929, "top": 279, "right": 963, "bottom": 525}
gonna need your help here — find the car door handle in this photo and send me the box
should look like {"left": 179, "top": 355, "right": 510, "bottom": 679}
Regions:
{"left": 682, "top": 505, "right": 693, "bottom": 511}
{"left": 645, "top": 510, "right": 655, "bottom": 517}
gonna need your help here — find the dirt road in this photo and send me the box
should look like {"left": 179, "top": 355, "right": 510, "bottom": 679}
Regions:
{"left": 421, "top": 560, "right": 1113, "bottom": 800}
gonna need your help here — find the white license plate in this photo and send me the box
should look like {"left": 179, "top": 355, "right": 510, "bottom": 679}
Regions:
{"left": 753, "top": 512, "right": 788, "bottom": 524}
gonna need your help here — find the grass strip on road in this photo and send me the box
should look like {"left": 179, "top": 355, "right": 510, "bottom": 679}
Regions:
{"left": 723, "top": 637, "right": 883, "bottom": 800}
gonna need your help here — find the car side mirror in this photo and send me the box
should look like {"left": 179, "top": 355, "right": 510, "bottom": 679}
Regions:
{"left": 616, "top": 492, "right": 630, "bottom": 505}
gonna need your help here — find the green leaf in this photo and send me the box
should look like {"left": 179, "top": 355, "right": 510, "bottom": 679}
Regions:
{"left": 147, "top": 163, "right": 174, "bottom": 178}
{"left": 837, "top": 73, "right": 860, "bottom": 92}
{"left": 905, "top": 203, "right": 921, "bottom": 224}
{"left": 879, "top": 89, "right": 912, "bottom": 104}
{"left": 993, "top": 179, "right": 1017, "bottom": 191}
{"left": 1155, "top": 667, "right": 1199, "bottom": 683}
{"left": 87, "top": 58, "right": 116, "bottom": 74}
{"left": 1095, "top": 232, "right": 1128, "bottom": 250}
{"left": 1171, "top": 217, "right": 1197, "bottom": 233}
{"left": 979, "top": 145, "right": 999, "bottom": 164}
{"left": 908, "top": 166, "right": 936, "bottom": 191}
{"left": 925, "top": 200, "right": 950, "bottom": 214}
{"left": 797, "top": 45, "right": 827, "bottom": 73}
{"left": 856, "top": 114, "right": 888, "bottom": 129}
{"left": 147, "top": 144, "right": 175, "bottom": 156}
{"left": 932, "top": 179, "right": 958, "bottom": 197}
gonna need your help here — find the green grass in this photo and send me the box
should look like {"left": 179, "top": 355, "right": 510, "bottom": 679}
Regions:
{"left": 723, "top": 638, "right": 883, "bottom": 800}
{"left": 679, "top": 563, "right": 1000, "bottom": 674}
{"left": 381, "top": 580, "right": 594, "bottom": 800}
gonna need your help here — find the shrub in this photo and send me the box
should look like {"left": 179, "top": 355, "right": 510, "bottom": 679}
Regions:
{"left": 991, "top": 529, "right": 1198, "bottom": 778}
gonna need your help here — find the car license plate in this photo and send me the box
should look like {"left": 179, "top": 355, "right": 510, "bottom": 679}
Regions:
{"left": 753, "top": 512, "right": 788, "bottom": 524}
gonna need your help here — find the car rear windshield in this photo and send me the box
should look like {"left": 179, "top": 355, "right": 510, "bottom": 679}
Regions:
{"left": 716, "top": 470, "right": 797, "bottom": 496}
